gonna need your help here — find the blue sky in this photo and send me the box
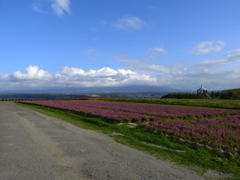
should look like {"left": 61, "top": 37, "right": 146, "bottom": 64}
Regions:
{"left": 0, "top": 0, "right": 240, "bottom": 92}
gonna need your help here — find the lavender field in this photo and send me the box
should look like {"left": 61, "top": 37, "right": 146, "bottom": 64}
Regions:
{"left": 21, "top": 100, "right": 240, "bottom": 157}
{"left": 22, "top": 100, "right": 240, "bottom": 121}
{"left": 140, "top": 116, "right": 240, "bottom": 151}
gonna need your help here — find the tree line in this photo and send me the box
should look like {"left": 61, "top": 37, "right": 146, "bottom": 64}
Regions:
{"left": 161, "top": 88, "right": 240, "bottom": 100}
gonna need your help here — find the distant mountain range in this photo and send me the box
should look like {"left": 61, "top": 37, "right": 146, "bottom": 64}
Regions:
{"left": 0, "top": 85, "right": 193, "bottom": 99}
{"left": 0, "top": 85, "right": 186, "bottom": 93}
{"left": 0, "top": 85, "right": 188, "bottom": 94}
{"left": 0, "top": 86, "right": 235, "bottom": 100}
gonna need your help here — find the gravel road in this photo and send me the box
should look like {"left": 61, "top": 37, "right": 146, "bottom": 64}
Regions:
{"left": 0, "top": 102, "right": 226, "bottom": 180}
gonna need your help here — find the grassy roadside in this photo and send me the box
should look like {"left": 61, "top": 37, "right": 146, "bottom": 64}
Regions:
{"left": 16, "top": 102, "right": 240, "bottom": 179}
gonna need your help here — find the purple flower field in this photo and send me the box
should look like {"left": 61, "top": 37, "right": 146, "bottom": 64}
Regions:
{"left": 22, "top": 100, "right": 240, "bottom": 122}
{"left": 21, "top": 100, "right": 240, "bottom": 151}
{"left": 140, "top": 116, "right": 240, "bottom": 150}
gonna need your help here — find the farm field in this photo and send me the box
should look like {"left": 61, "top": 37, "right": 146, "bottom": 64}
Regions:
{"left": 21, "top": 100, "right": 240, "bottom": 121}
{"left": 18, "top": 99, "right": 240, "bottom": 178}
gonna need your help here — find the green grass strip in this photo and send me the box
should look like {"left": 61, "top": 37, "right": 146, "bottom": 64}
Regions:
{"left": 102, "top": 98, "right": 240, "bottom": 110}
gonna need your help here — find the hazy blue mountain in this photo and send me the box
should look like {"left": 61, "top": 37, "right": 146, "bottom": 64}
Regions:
{"left": 0, "top": 85, "right": 185, "bottom": 94}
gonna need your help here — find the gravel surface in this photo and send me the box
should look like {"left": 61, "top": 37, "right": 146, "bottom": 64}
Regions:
{"left": 0, "top": 102, "right": 228, "bottom": 180}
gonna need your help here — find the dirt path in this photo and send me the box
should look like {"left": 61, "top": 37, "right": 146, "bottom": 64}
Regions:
{"left": 0, "top": 102, "right": 222, "bottom": 180}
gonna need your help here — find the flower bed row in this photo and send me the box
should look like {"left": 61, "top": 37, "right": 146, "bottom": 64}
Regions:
{"left": 21, "top": 100, "right": 240, "bottom": 122}
{"left": 140, "top": 116, "right": 240, "bottom": 155}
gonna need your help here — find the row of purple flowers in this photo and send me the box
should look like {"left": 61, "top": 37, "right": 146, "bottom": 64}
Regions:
{"left": 140, "top": 116, "right": 240, "bottom": 150}
{"left": 21, "top": 100, "right": 240, "bottom": 122}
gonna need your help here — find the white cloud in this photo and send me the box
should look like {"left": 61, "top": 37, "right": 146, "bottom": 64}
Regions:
{"left": 54, "top": 67, "right": 156, "bottom": 87}
{"left": 125, "top": 63, "right": 170, "bottom": 74}
{"left": 192, "top": 41, "right": 226, "bottom": 55}
{"left": 3, "top": 66, "right": 154, "bottom": 90}
{"left": 51, "top": 0, "right": 71, "bottom": 16}
{"left": 195, "top": 59, "right": 230, "bottom": 68}
{"left": 55, "top": 66, "right": 154, "bottom": 83}
{"left": 194, "top": 49, "right": 240, "bottom": 68}
{"left": 12, "top": 65, "right": 52, "bottom": 80}
{"left": 56, "top": 66, "right": 85, "bottom": 76}
{"left": 32, "top": 0, "right": 71, "bottom": 16}
{"left": 91, "top": 67, "right": 118, "bottom": 76}
{"left": 113, "top": 16, "right": 148, "bottom": 31}
{"left": 32, "top": 5, "right": 49, "bottom": 14}
{"left": 149, "top": 48, "right": 167, "bottom": 54}
{"left": 0, "top": 74, "right": 9, "bottom": 81}
{"left": 226, "top": 49, "right": 240, "bottom": 61}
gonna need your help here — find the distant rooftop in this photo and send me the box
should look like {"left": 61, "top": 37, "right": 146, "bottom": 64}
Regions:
{"left": 197, "top": 85, "right": 207, "bottom": 91}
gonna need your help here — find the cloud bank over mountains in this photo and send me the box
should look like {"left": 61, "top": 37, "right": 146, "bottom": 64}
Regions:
{"left": 0, "top": 66, "right": 156, "bottom": 92}
{"left": 1, "top": 48, "right": 240, "bottom": 92}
